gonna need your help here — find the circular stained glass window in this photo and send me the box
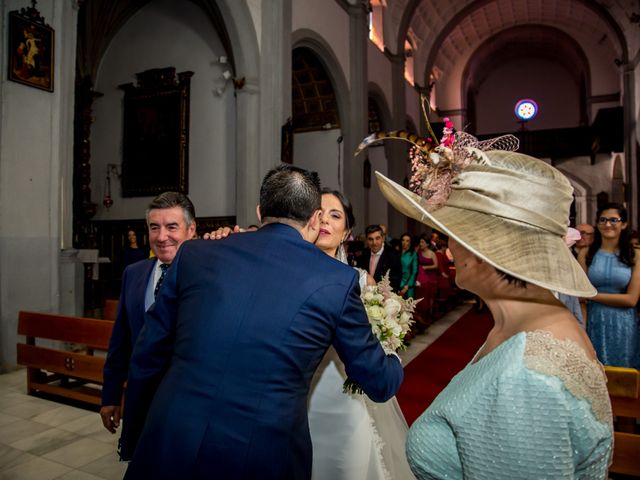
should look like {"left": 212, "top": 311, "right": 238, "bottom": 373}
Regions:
{"left": 515, "top": 99, "right": 538, "bottom": 121}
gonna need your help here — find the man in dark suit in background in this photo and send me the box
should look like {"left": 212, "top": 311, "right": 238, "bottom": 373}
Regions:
{"left": 119, "top": 164, "right": 403, "bottom": 480}
{"left": 357, "top": 224, "right": 402, "bottom": 290}
{"left": 99, "top": 192, "right": 196, "bottom": 434}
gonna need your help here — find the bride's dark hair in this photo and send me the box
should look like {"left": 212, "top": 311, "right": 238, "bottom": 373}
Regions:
{"left": 321, "top": 188, "right": 355, "bottom": 232}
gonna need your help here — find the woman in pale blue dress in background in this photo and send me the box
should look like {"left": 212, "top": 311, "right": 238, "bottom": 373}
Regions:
{"left": 578, "top": 202, "right": 640, "bottom": 367}
{"left": 376, "top": 143, "right": 613, "bottom": 479}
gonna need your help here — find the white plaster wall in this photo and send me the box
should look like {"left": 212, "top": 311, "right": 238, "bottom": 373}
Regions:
{"left": 475, "top": 58, "right": 580, "bottom": 134}
{"left": 0, "top": 0, "right": 77, "bottom": 370}
{"left": 367, "top": 42, "right": 392, "bottom": 111}
{"left": 293, "top": 130, "right": 344, "bottom": 192}
{"left": 91, "top": 0, "right": 236, "bottom": 220}
{"left": 293, "top": 0, "right": 350, "bottom": 88}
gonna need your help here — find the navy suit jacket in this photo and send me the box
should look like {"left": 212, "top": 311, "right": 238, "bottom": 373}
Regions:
{"left": 120, "top": 224, "right": 403, "bottom": 480}
{"left": 356, "top": 247, "right": 403, "bottom": 291}
{"left": 102, "top": 257, "right": 155, "bottom": 406}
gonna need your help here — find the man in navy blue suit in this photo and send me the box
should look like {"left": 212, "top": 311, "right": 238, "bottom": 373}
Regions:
{"left": 119, "top": 165, "right": 404, "bottom": 479}
{"left": 99, "top": 192, "right": 196, "bottom": 434}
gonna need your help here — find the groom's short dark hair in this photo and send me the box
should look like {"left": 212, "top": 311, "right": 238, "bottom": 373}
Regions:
{"left": 260, "top": 164, "right": 321, "bottom": 225}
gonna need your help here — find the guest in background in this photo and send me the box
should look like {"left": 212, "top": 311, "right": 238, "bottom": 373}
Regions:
{"left": 416, "top": 234, "right": 438, "bottom": 289}
{"left": 414, "top": 234, "right": 439, "bottom": 319}
{"left": 390, "top": 237, "right": 401, "bottom": 252}
{"left": 573, "top": 223, "right": 595, "bottom": 257}
{"left": 434, "top": 236, "right": 451, "bottom": 279}
{"left": 356, "top": 224, "right": 402, "bottom": 290}
{"left": 380, "top": 223, "right": 394, "bottom": 249}
{"left": 578, "top": 202, "right": 640, "bottom": 368}
{"left": 377, "top": 148, "right": 612, "bottom": 479}
{"left": 399, "top": 233, "right": 418, "bottom": 298}
{"left": 554, "top": 227, "right": 585, "bottom": 327}
{"left": 122, "top": 229, "right": 148, "bottom": 269}
{"left": 418, "top": 234, "right": 438, "bottom": 285}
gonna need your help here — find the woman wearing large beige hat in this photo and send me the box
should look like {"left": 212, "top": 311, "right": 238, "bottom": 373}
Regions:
{"left": 364, "top": 127, "right": 613, "bottom": 478}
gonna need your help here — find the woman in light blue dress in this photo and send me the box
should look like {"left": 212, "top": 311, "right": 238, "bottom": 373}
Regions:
{"left": 376, "top": 147, "right": 613, "bottom": 479}
{"left": 579, "top": 203, "right": 640, "bottom": 368}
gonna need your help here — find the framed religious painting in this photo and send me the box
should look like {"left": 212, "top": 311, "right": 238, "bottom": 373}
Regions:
{"left": 119, "top": 67, "right": 193, "bottom": 197}
{"left": 8, "top": 4, "right": 55, "bottom": 92}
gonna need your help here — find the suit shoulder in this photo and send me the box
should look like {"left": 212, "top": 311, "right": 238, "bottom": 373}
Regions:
{"left": 311, "top": 249, "right": 359, "bottom": 284}
{"left": 123, "top": 257, "right": 155, "bottom": 277}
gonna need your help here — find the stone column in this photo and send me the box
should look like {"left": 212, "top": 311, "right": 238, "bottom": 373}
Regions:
{"left": 623, "top": 64, "right": 638, "bottom": 228}
{"left": 343, "top": 2, "right": 369, "bottom": 229}
{"left": 386, "top": 52, "right": 408, "bottom": 237}
{"left": 235, "top": 81, "right": 261, "bottom": 227}
{"left": 234, "top": 0, "right": 291, "bottom": 227}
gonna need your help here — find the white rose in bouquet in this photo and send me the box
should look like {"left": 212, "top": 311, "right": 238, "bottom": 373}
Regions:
{"left": 366, "top": 305, "right": 386, "bottom": 321}
{"left": 363, "top": 290, "right": 376, "bottom": 303}
{"left": 384, "top": 298, "right": 402, "bottom": 317}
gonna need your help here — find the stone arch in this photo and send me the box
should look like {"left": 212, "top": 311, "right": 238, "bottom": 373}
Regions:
{"left": 461, "top": 25, "right": 592, "bottom": 133}
{"left": 292, "top": 29, "right": 350, "bottom": 141}
{"left": 557, "top": 168, "right": 592, "bottom": 225}
{"left": 611, "top": 154, "right": 624, "bottom": 203}
{"left": 292, "top": 29, "right": 353, "bottom": 198}
{"left": 368, "top": 82, "right": 393, "bottom": 132}
{"left": 76, "top": 0, "right": 261, "bottom": 226}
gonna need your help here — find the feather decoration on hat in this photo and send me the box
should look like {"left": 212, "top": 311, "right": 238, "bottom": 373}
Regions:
{"left": 354, "top": 94, "right": 520, "bottom": 211}
{"left": 353, "top": 130, "right": 433, "bottom": 157}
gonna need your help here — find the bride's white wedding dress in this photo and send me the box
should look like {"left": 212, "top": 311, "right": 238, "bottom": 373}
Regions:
{"left": 308, "top": 268, "right": 415, "bottom": 480}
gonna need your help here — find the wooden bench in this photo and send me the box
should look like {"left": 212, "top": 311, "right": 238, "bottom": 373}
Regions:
{"left": 605, "top": 366, "right": 640, "bottom": 476}
{"left": 17, "top": 311, "right": 114, "bottom": 406}
{"left": 103, "top": 299, "right": 119, "bottom": 320}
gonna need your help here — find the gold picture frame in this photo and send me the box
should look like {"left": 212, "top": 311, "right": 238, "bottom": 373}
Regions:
{"left": 8, "top": 5, "right": 54, "bottom": 92}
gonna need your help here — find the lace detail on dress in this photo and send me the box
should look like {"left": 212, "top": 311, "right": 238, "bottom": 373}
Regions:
{"left": 365, "top": 401, "right": 392, "bottom": 480}
{"left": 523, "top": 330, "right": 612, "bottom": 427}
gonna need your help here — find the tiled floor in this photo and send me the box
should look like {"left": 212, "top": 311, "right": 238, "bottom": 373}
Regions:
{"left": 0, "top": 372, "right": 126, "bottom": 480}
{"left": 0, "top": 305, "right": 469, "bottom": 479}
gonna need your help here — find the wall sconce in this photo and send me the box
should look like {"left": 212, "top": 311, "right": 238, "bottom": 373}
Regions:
{"left": 213, "top": 55, "right": 245, "bottom": 96}
{"left": 214, "top": 71, "right": 246, "bottom": 96}
{"left": 103, "top": 163, "right": 121, "bottom": 209}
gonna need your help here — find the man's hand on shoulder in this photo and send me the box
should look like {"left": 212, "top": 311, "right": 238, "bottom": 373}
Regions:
{"left": 202, "top": 225, "right": 244, "bottom": 240}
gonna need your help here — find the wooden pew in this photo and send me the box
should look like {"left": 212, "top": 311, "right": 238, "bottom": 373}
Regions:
{"left": 103, "top": 299, "right": 119, "bottom": 321}
{"left": 17, "top": 311, "right": 114, "bottom": 406}
{"left": 605, "top": 366, "right": 640, "bottom": 476}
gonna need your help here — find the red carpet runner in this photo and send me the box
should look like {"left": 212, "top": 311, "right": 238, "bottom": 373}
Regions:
{"left": 397, "top": 307, "right": 494, "bottom": 425}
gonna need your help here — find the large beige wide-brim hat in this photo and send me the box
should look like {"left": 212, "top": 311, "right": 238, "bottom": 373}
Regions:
{"left": 376, "top": 150, "right": 596, "bottom": 297}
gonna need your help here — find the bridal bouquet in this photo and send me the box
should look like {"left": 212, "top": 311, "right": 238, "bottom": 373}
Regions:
{"left": 343, "top": 272, "right": 419, "bottom": 395}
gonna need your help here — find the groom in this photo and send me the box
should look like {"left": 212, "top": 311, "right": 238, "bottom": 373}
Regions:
{"left": 119, "top": 164, "right": 404, "bottom": 479}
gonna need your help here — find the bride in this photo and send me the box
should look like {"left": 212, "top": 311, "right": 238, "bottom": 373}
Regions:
{"left": 309, "top": 188, "right": 414, "bottom": 480}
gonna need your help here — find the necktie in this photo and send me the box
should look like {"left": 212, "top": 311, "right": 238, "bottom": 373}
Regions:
{"left": 369, "top": 253, "right": 378, "bottom": 276}
{"left": 154, "top": 263, "right": 169, "bottom": 299}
